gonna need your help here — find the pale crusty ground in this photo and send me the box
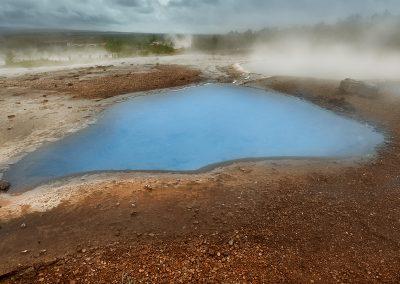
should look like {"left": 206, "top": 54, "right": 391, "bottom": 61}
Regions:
{"left": 0, "top": 88, "right": 101, "bottom": 171}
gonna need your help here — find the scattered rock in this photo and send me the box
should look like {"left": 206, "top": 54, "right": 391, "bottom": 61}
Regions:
{"left": 7, "top": 114, "right": 16, "bottom": 119}
{"left": 20, "top": 223, "right": 27, "bottom": 229}
{"left": 0, "top": 180, "right": 11, "bottom": 191}
{"left": 339, "top": 78, "right": 379, "bottom": 98}
{"left": 66, "top": 82, "right": 74, "bottom": 86}
{"left": 20, "top": 266, "right": 35, "bottom": 277}
{"left": 144, "top": 184, "right": 153, "bottom": 191}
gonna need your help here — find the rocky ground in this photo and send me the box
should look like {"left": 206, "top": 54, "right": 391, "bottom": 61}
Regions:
{"left": 1, "top": 64, "right": 201, "bottom": 99}
{"left": 1, "top": 58, "right": 400, "bottom": 283}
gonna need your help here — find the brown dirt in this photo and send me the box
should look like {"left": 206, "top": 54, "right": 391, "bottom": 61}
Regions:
{"left": 1, "top": 65, "right": 202, "bottom": 99}
{"left": 1, "top": 75, "right": 400, "bottom": 283}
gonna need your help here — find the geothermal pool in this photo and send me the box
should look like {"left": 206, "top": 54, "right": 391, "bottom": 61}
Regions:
{"left": 4, "top": 84, "right": 384, "bottom": 191}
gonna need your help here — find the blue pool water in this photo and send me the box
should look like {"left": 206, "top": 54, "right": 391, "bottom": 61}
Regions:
{"left": 4, "top": 84, "right": 384, "bottom": 191}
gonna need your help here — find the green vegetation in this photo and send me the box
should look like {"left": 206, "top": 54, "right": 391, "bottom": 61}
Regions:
{"left": 103, "top": 34, "right": 176, "bottom": 57}
{"left": 140, "top": 42, "right": 175, "bottom": 56}
{"left": 0, "top": 31, "right": 178, "bottom": 67}
{"left": 4, "top": 51, "right": 15, "bottom": 65}
{"left": 105, "top": 38, "right": 123, "bottom": 56}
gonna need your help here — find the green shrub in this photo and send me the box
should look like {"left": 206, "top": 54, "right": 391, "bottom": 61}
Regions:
{"left": 105, "top": 39, "right": 124, "bottom": 56}
{"left": 5, "top": 51, "right": 15, "bottom": 65}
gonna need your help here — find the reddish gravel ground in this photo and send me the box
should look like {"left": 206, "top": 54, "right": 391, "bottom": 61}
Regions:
{"left": 1, "top": 64, "right": 202, "bottom": 99}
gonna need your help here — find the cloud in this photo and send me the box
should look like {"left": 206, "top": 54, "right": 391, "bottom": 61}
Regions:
{"left": 0, "top": 0, "right": 399, "bottom": 33}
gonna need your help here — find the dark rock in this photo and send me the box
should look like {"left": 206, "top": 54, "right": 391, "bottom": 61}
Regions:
{"left": 339, "top": 78, "right": 379, "bottom": 98}
{"left": 0, "top": 180, "right": 10, "bottom": 192}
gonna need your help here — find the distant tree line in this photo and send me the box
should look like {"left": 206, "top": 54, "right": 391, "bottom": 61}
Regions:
{"left": 103, "top": 34, "right": 175, "bottom": 57}
{"left": 190, "top": 12, "right": 400, "bottom": 53}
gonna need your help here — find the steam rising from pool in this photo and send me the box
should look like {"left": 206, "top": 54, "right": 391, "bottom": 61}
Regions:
{"left": 4, "top": 84, "right": 384, "bottom": 191}
{"left": 245, "top": 38, "right": 400, "bottom": 80}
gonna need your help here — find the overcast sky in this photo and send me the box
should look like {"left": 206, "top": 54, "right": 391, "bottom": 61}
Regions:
{"left": 0, "top": 0, "right": 399, "bottom": 33}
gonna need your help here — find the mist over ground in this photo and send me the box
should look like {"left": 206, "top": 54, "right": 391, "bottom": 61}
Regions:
{"left": 244, "top": 14, "right": 400, "bottom": 80}
{"left": 0, "top": 13, "right": 400, "bottom": 81}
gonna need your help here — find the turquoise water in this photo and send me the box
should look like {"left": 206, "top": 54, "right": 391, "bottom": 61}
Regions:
{"left": 4, "top": 84, "right": 384, "bottom": 191}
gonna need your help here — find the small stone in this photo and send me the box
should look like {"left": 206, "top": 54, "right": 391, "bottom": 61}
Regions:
{"left": 130, "top": 211, "right": 138, "bottom": 217}
{"left": 20, "top": 223, "right": 26, "bottom": 229}
{"left": 21, "top": 250, "right": 29, "bottom": 254}
{"left": 144, "top": 184, "right": 153, "bottom": 191}
{"left": 228, "top": 239, "right": 234, "bottom": 246}
{"left": 21, "top": 266, "right": 35, "bottom": 276}
{"left": 7, "top": 115, "right": 15, "bottom": 119}
{"left": 66, "top": 82, "right": 73, "bottom": 86}
{"left": 0, "top": 180, "right": 10, "bottom": 192}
